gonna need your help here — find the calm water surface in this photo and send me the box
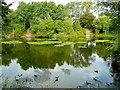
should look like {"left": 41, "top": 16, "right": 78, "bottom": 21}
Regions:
{"left": 0, "top": 38, "right": 117, "bottom": 88}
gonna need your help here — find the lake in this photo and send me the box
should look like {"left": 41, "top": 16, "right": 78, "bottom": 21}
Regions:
{"left": 0, "top": 37, "right": 119, "bottom": 88}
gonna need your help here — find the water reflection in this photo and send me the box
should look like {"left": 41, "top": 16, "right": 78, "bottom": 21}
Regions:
{"left": 1, "top": 41, "right": 116, "bottom": 88}
{"left": 2, "top": 42, "right": 112, "bottom": 69}
{"left": 1, "top": 54, "right": 115, "bottom": 88}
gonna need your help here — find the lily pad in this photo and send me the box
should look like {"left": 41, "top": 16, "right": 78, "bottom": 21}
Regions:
{"left": 34, "top": 38, "right": 42, "bottom": 41}
{"left": 77, "top": 42, "right": 87, "bottom": 44}
{"left": 62, "top": 42, "right": 75, "bottom": 45}
{"left": 47, "top": 38, "right": 58, "bottom": 41}
{"left": 54, "top": 42, "right": 75, "bottom": 47}
{"left": 54, "top": 44, "right": 64, "bottom": 47}
{"left": 95, "top": 40, "right": 110, "bottom": 42}
{"left": 78, "top": 46, "right": 87, "bottom": 48}
{"left": 27, "top": 41, "right": 62, "bottom": 45}
{"left": 2, "top": 40, "right": 22, "bottom": 44}
{"left": 34, "top": 38, "right": 48, "bottom": 41}
{"left": 108, "top": 41, "right": 115, "bottom": 43}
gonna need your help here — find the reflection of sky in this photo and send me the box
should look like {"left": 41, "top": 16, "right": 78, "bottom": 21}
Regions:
{"left": 49, "top": 53, "right": 113, "bottom": 88}
{"left": 1, "top": 53, "right": 114, "bottom": 88}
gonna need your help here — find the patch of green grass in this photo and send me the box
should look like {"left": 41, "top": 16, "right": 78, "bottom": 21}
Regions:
{"left": 1, "top": 40, "right": 22, "bottom": 44}
{"left": 95, "top": 40, "right": 110, "bottom": 42}
{"left": 27, "top": 41, "right": 62, "bottom": 45}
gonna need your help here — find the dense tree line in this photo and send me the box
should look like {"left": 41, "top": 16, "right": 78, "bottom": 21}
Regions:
{"left": 1, "top": 1, "right": 119, "bottom": 37}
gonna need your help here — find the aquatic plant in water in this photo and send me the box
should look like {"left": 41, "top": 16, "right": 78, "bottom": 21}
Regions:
{"left": 27, "top": 41, "right": 62, "bottom": 45}
{"left": 94, "top": 40, "right": 110, "bottom": 42}
{"left": 54, "top": 42, "right": 75, "bottom": 47}
{"left": 1, "top": 40, "right": 22, "bottom": 44}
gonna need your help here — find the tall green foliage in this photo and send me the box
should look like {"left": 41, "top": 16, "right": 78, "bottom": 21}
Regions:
{"left": 51, "top": 4, "right": 67, "bottom": 20}
{"left": 54, "top": 20, "right": 64, "bottom": 33}
{"left": 73, "top": 20, "right": 84, "bottom": 35}
{"left": 11, "top": 2, "right": 34, "bottom": 30}
{"left": 65, "top": 1, "right": 93, "bottom": 19}
{"left": 62, "top": 18, "right": 73, "bottom": 34}
{"left": 80, "top": 12, "right": 95, "bottom": 28}
{"left": 5, "top": 1, "right": 68, "bottom": 36}
{"left": 11, "top": 23, "right": 25, "bottom": 36}
{"left": 2, "top": 1, "right": 12, "bottom": 35}
{"left": 30, "top": 18, "right": 55, "bottom": 36}
{"left": 97, "top": 1, "right": 120, "bottom": 34}
{"left": 3, "top": 0, "right": 118, "bottom": 37}
{"left": 93, "top": 15, "right": 111, "bottom": 34}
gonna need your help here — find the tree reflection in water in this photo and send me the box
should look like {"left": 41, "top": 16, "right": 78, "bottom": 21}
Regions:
{"left": 2, "top": 42, "right": 112, "bottom": 69}
{"left": 1, "top": 41, "right": 117, "bottom": 88}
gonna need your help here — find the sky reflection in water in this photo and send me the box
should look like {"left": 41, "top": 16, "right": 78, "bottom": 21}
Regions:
{"left": 1, "top": 53, "right": 114, "bottom": 88}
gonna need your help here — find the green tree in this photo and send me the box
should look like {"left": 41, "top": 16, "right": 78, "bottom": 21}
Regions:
{"left": 11, "top": 23, "right": 25, "bottom": 36}
{"left": 97, "top": 1, "right": 120, "bottom": 34}
{"left": 1, "top": 1, "right": 12, "bottom": 23}
{"left": 62, "top": 18, "right": 73, "bottom": 34}
{"left": 30, "top": 18, "right": 55, "bottom": 36}
{"left": 73, "top": 20, "right": 84, "bottom": 35}
{"left": 80, "top": 12, "right": 95, "bottom": 28}
{"left": 51, "top": 4, "right": 67, "bottom": 20}
{"left": 54, "top": 20, "right": 64, "bottom": 34}
{"left": 33, "top": 1, "right": 52, "bottom": 19}
{"left": 33, "top": 1, "right": 67, "bottom": 20}
{"left": 65, "top": 1, "right": 93, "bottom": 19}
{"left": 13, "top": 2, "right": 34, "bottom": 30}
{"left": 93, "top": 15, "right": 111, "bottom": 34}
{"left": 1, "top": 1, "right": 12, "bottom": 35}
